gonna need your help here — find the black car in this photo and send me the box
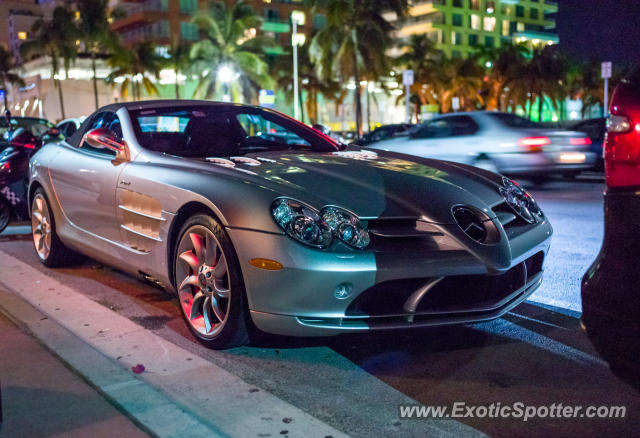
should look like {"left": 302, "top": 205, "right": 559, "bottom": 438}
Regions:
{"left": 571, "top": 118, "right": 606, "bottom": 171}
{"left": 0, "top": 116, "right": 52, "bottom": 152}
{"left": 581, "top": 64, "right": 640, "bottom": 388}
{"left": 352, "top": 123, "right": 413, "bottom": 145}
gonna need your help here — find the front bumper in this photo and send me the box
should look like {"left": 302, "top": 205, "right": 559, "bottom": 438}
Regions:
{"left": 227, "top": 217, "right": 552, "bottom": 336}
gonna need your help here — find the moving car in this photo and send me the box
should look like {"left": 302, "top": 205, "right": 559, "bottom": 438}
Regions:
{"left": 352, "top": 123, "right": 413, "bottom": 146}
{"left": 1, "top": 116, "right": 52, "bottom": 152}
{"left": 29, "top": 100, "right": 552, "bottom": 349}
{"left": 367, "top": 111, "right": 596, "bottom": 181}
{"left": 571, "top": 117, "right": 606, "bottom": 171}
{"left": 582, "top": 65, "right": 640, "bottom": 387}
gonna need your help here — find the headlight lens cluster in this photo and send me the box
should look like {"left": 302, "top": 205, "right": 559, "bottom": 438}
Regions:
{"left": 500, "top": 177, "right": 543, "bottom": 223}
{"left": 271, "top": 199, "right": 370, "bottom": 250}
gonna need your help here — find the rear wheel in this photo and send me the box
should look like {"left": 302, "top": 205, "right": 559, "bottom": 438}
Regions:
{"left": 472, "top": 157, "right": 499, "bottom": 174}
{"left": 173, "top": 214, "right": 249, "bottom": 349}
{"left": 31, "top": 188, "right": 81, "bottom": 267}
{"left": 0, "top": 198, "right": 10, "bottom": 234}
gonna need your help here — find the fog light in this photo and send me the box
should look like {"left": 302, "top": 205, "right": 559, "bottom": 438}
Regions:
{"left": 334, "top": 283, "right": 353, "bottom": 300}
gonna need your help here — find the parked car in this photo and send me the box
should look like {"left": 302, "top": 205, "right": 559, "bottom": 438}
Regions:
{"left": 311, "top": 123, "right": 347, "bottom": 145}
{"left": 1, "top": 116, "right": 52, "bottom": 152}
{"left": 29, "top": 100, "right": 552, "bottom": 349}
{"left": 352, "top": 123, "right": 414, "bottom": 146}
{"left": 56, "top": 117, "right": 85, "bottom": 140}
{"left": 0, "top": 127, "right": 54, "bottom": 232}
{"left": 368, "top": 111, "right": 596, "bottom": 182}
{"left": 581, "top": 64, "right": 640, "bottom": 388}
{"left": 571, "top": 117, "right": 606, "bottom": 171}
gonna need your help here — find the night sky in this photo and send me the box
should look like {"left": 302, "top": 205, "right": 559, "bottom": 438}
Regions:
{"left": 556, "top": 0, "right": 640, "bottom": 66}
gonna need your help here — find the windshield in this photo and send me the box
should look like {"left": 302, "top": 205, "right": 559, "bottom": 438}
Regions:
{"left": 128, "top": 106, "right": 339, "bottom": 158}
{"left": 0, "top": 118, "right": 52, "bottom": 140}
{"left": 486, "top": 113, "right": 540, "bottom": 129}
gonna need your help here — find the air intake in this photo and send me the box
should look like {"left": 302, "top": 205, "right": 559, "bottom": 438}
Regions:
{"left": 452, "top": 206, "right": 499, "bottom": 244}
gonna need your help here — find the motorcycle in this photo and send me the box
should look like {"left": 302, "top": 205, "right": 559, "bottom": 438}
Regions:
{"left": 0, "top": 127, "right": 59, "bottom": 233}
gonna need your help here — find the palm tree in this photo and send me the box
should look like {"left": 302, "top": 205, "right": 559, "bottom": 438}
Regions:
{"left": 309, "top": 0, "right": 408, "bottom": 137}
{"left": 473, "top": 42, "right": 529, "bottom": 111}
{"left": 164, "top": 40, "right": 191, "bottom": 100}
{"left": 106, "top": 42, "right": 162, "bottom": 100}
{"left": 429, "top": 58, "right": 484, "bottom": 113}
{"left": 275, "top": 42, "right": 341, "bottom": 124}
{"left": 76, "top": 0, "right": 123, "bottom": 109}
{"left": 190, "top": 1, "right": 274, "bottom": 102}
{"left": 20, "top": 6, "right": 77, "bottom": 119}
{"left": 394, "top": 34, "right": 443, "bottom": 120}
{"left": 0, "top": 47, "right": 24, "bottom": 111}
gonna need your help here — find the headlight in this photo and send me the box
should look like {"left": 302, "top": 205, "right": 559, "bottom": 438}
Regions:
{"left": 500, "top": 177, "right": 543, "bottom": 223}
{"left": 271, "top": 198, "right": 333, "bottom": 248}
{"left": 320, "top": 207, "right": 370, "bottom": 249}
{"left": 271, "top": 199, "right": 370, "bottom": 250}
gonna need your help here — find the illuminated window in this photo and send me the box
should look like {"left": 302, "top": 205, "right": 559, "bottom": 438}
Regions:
{"left": 471, "top": 14, "right": 480, "bottom": 30}
{"left": 17, "top": 31, "right": 27, "bottom": 40}
{"left": 502, "top": 20, "right": 510, "bottom": 36}
{"left": 483, "top": 16, "right": 496, "bottom": 32}
{"left": 486, "top": 1, "right": 495, "bottom": 14}
{"left": 470, "top": 0, "right": 480, "bottom": 10}
{"left": 517, "top": 22, "right": 525, "bottom": 32}
{"left": 452, "top": 32, "right": 462, "bottom": 45}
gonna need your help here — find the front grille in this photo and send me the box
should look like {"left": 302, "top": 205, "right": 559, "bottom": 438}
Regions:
{"left": 345, "top": 251, "right": 545, "bottom": 318}
{"left": 367, "top": 218, "right": 444, "bottom": 253}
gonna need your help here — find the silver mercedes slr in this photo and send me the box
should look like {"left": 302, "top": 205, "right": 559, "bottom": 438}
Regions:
{"left": 28, "top": 101, "right": 552, "bottom": 349}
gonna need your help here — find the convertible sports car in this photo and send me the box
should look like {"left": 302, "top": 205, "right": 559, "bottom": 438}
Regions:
{"left": 29, "top": 101, "right": 552, "bottom": 348}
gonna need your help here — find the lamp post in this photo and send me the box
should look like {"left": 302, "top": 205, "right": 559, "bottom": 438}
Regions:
{"left": 291, "top": 11, "right": 305, "bottom": 121}
{"left": 218, "top": 64, "right": 233, "bottom": 102}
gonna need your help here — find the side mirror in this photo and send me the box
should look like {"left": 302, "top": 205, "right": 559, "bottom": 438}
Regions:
{"left": 9, "top": 129, "right": 41, "bottom": 150}
{"left": 82, "top": 127, "right": 130, "bottom": 163}
{"left": 83, "top": 128, "right": 125, "bottom": 152}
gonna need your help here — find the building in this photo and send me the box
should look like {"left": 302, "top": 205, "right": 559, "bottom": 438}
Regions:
{"left": 110, "top": 0, "right": 321, "bottom": 53}
{"left": 395, "top": 0, "right": 559, "bottom": 58}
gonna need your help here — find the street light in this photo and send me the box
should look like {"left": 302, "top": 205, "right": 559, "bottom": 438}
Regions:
{"left": 291, "top": 11, "right": 305, "bottom": 121}
{"left": 217, "top": 64, "right": 234, "bottom": 102}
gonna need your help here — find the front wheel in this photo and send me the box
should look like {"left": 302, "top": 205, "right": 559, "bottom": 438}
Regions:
{"left": 31, "top": 188, "right": 81, "bottom": 267}
{"left": 173, "top": 214, "right": 249, "bottom": 349}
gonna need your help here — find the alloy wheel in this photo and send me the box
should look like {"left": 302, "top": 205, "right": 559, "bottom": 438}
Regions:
{"left": 175, "top": 225, "right": 231, "bottom": 338}
{"left": 31, "top": 194, "right": 52, "bottom": 260}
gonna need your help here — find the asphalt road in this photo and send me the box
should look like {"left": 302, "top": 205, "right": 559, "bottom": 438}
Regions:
{"left": 0, "top": 180, "right": 638, "bottom": 438}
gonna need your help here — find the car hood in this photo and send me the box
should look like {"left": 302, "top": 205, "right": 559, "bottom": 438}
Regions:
{"left": 197, "top": 149, "right": 506, "bottom": 224}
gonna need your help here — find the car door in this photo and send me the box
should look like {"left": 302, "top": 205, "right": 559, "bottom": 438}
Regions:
{"left": 47, "top": 111, "right": 126, "bottom": 244}
{"left": 400, "top": 116, "right": 481, "bottom": 163}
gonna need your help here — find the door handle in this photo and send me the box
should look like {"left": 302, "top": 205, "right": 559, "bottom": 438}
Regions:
{"left": 120, "top": 180, "right": 131, "bottom": 186}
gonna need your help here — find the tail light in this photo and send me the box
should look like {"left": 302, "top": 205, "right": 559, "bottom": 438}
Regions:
{"left": 570, "top": 137, "right": 591, "bottom": 146}
{"left": 605, "top": 109, "right": 640, "bottom": 188}
{"left": 518, "top": 136, "right": 550, "bottom": 152}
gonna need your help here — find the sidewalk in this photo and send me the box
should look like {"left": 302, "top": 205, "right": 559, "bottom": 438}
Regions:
{"left": 0, "top": 312, "right": 150, "bottom": 438}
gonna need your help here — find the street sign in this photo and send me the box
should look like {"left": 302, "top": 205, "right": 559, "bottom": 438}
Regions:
{"left": 259, "top": 89, "right": 275, "bottom": 109}
{"left": 601, "top": 61, "right": 612, "bottom": 79}
{"left": 451, "top": 97, "right": 460, "bottom": 111}
{"left": 402, "top": 70, "right": 414, "bottom": 86}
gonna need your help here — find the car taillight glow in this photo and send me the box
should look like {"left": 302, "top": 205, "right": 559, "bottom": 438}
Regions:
{"left": 605, "top": 111, "right": 640, "bottom": 188}
{"left": 518, "top": 136, "right": 550, "bottom": 151}
{"left": 570, "top": 137, "right": 591, "bottom": 146}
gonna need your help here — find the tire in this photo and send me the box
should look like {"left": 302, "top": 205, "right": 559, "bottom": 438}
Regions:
{"left": 31, "top": 188, "right": 82, "bottom": 267}
{"left": 0, "top": 198, "right": 10, "bottom": 234}
{"left": 472, "top": 157, "right": 499, "bottom": 175}
{"left": 173, "top": 214, "right": 249, "bottom": 349}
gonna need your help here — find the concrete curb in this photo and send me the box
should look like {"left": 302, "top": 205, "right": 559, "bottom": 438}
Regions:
{"left": 0, "top": 250, "right": 348, "bottom": 438}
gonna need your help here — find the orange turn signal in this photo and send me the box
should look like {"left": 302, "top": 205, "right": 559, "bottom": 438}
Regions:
{"left": 250, "top": 258, "right": 283, "bottom": 271}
